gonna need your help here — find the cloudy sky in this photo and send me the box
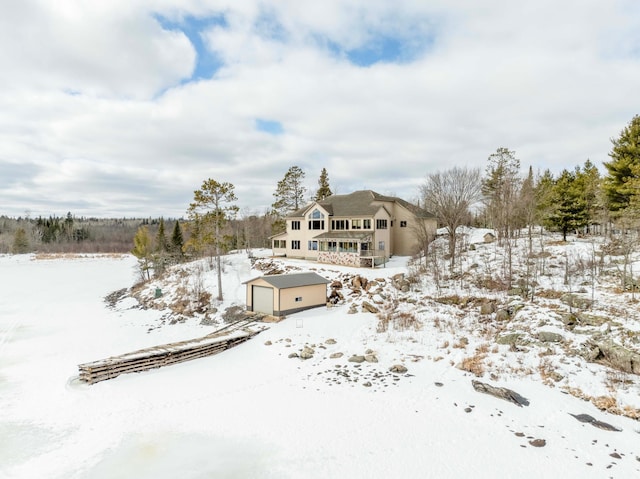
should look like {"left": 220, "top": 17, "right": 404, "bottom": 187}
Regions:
{"left": 1, "top": 0, "right": 639, "bottom": 218}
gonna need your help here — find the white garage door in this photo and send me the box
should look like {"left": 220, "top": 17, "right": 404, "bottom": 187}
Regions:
{"left": 252, "top": 286, "right": 274, "bottom": 315}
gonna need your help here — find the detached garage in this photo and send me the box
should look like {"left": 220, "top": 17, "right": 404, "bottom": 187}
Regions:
{"left": 244, "top": 272, "right": 330, "bottom": 317}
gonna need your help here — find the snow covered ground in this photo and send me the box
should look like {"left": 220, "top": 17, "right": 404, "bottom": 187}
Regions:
{"left": 2, "top": 247, "right": 640, "bottom": 478}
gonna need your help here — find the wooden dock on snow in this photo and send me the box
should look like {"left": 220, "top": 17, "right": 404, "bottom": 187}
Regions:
{"left": 78, "top": 320, "right": 267, "bottom": 385}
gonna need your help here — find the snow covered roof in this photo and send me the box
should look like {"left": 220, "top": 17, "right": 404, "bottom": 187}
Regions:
{"left": 243, "top": 272, "right": 329, "bottom": 289}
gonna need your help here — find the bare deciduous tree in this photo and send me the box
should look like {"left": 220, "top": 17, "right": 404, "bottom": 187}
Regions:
{"left": 420, "top": 166, "right": 482, "bottom": 271}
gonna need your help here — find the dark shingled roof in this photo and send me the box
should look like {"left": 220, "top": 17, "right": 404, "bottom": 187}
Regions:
{"left": 244, "top": 272, "right": 329, "bottom": 289}
{"left": 287, "top": 190, "right": 435, "bottom": 219}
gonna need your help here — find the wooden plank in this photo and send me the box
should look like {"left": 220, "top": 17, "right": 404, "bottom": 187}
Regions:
{"left": 77, "top": 321, "right": 266, "bottom": 384}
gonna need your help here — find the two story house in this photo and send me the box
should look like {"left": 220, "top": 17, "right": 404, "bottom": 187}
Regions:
{"left": 271, "top": 190, "right": 437, "bottom": 267}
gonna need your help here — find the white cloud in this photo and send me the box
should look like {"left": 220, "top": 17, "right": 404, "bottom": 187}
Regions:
{"left": 0, "top": 0, "right": 639, "bottom": 217}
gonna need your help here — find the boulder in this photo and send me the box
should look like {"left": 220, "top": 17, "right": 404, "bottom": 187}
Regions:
{"left": 537, "top": 331, "right": 564, "bottom": 343}
{"left": 330, "top": 352, "right": 344, "bottom": 359}
{"left": 561, "top": 293, "right": 593, "bottom": 310}
{"left": 325, "top": 338, "right": 337, "bottom": 345}
{"left": 362, "top": 301, "right": 379, "bottom": 314}
{"left": 471, "top": 380, "right": 530, "bottom": 407}
{"left": 365, "top": 354, "right": 378, "bottom": 363}
{"left": 479, "top": 301, "right": 496, "bottom": 315}
{"left": 495, "top": 309, "right": 511, "bottom": 322}
{"left": 583, "top": 341, "right": 640, "bottom": 375}
{"left": 389, "top": 364, "right": 408, "bottom": 374}
{"left": 349, "top": 355, "right": 366, "bottom": 363}
{"left": 300, "top": 346, "right": 315, "bottom": 360}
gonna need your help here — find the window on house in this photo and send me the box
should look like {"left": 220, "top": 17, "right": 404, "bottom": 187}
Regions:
{"left": 352, "top": 219, "right": 361, "bottom": 230}
{"left": 338, "top": 241, "right": 357, "bottom": 252}
{"left": 309, "top": 220, "right": 324, "bottom": 230}
{"left": 331, "top": 219, "right": 349, "bottom": 230}
{"left": 400, "top": 221, "right": 407, "bottom": 227}
{"left": 295, "top": 297, "right": 303, "bottom": 302}
{"left": 292, "top": 240, "right": 301, "bottom": 250}
{"left": 308, "top": 240, "right": 318, "bottom": 251}
{"left": 273, "top": 240, "right": 286, "bottom": 248}
{"left": 311, "top": 209, "right": 324, "bottom": 219}
{"left": 378, "top": 241, "right": 385, "bottom": 251}
{"left": 363, "top": 219, "right": 371, "bottom": 229}
{"left": 291, "top": 221, "right": 301, "bottom": 230}
{"left": 376, "top": 219, "right": 388, "bottom": 229}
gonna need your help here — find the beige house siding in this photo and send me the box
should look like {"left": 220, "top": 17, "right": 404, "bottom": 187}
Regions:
{"left": 271, "top": 190, "right": 435, "bottom": 267}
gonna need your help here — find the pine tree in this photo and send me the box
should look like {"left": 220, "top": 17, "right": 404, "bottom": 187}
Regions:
{"left": 574, "top": 159, "right": 602, "bottom": 233}
{"left": 544, "top": 169, "right": 589, "bottom": 241}
{"left": 603, "top": 114, "right": 640, "bottom": 214}
{"left": 156, "top": 218, "right": 169, "bottom": 252}
{"left": 131, "top": 226, "right": 153, "bottom": 280}
{"left": 314, "top": 168, "right": 333, "bottom": 201}
{"left": 187, "top": 179, "right": 239, "bottom": 301}
{"left": 272, "top": 166, "right": 306, "bottom": 233}
{"left": 11, "top": 228, "right": 30, "bottom": 254}
{"left": 170, "top": 220, "right": 184, "bottom": 259}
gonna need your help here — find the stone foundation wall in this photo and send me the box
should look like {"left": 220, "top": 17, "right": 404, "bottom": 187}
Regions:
{"left": 318, "top": 251, "right": 359, "bottom": 267}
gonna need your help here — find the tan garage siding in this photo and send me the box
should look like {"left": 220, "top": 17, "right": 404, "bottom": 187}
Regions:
{"left": 243, "top": 272, "right": 329, "bottom": 317}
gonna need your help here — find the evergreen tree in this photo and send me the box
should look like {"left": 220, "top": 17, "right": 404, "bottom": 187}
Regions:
{"left": 170, "top": 220, "right": 184, "bottom": 259}
{"left": 544, "top": 169, "right": 589, "bottom": 241}
{"left": 131, "top": 226, "right": 153, "bottom": 280}
{"left": 187, "top": 179, "right": 239, "bottom": 301}
{"left": 574, "top": 159, "right": 602, "bottom": 233}
{"left": 11, "top": 228, "right": 30, "bottom": 254}
{"left": 156, "top": 218, "right": 169, "bottom": 252}
{"left": 603, "top": 114, "right": 640, "bottom": 214}
{"left": 272, "top": 166, "right": 306, "bottom": 233}
{"left": 314, "top": 168, "right": 333, "bottom": 201}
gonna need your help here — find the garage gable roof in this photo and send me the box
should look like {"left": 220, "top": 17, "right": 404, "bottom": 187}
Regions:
{"left": 245, "top": 272, "right": 329, "bottom": 289}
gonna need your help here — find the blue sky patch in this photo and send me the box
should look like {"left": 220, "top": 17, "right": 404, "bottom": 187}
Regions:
{"left": 154, "top": 13, "right": 227, "bottom": 82}
{"left": 346, "top": 34, "right": 433, "bottom": 66}
{"left": 255, "top": 118, "right": 284, "bottom": 135}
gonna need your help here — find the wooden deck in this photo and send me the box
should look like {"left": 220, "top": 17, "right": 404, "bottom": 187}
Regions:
{"left": 78, "top": 320, "right": 267, "bottom": 385}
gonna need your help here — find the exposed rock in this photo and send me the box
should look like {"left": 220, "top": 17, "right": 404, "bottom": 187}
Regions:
{"left": 389, "top": 364, "right": 408, "bottom": 374}
{"left": 365, "top": 354, "right": 379, "bottom": 363}
{"left": 471, "top": 380, "right": 530, "bottom": 407}
{"left": 562, "top": 313, "right": 579, "bottom": 326}
{"left": 561, "top": 293, "right": 593, "bottom": 310}
{"left": 529, "top": 439, "right": 546, "bottom": 447}
{"left": 325, "top": 338, "right": 337, "bottom": 345}
{"left": 496, "top": 333, "right": 527, "bottom": 346}
{"left": 348, "top": 304, "right": 358, "bottom": 314}
{"left": 330, "top": 352, "right": 344, "bottom": 359}
{"left": 479, "top": 301, "right": 496, "bottom": 315}
{"left": 349, "top": 355, "right": 366, "bottom": 363}
{"left": 537, "top": 331, "right": 564, "bottom": 343}
{"left": 288, "top": 352, "right": 299, "bottom": 359}
{"left": 264, "top": 340, "right": 272, "bottom": 346}
{"left": 330, "top": 280, "right": 343, "bottom": 290}
{"left": 362, "top": 301, "right": 379, "bottom": 314}
{"left": 363, "top": 381, "right": 372, "bottom": 387}
{"left": 300, "top": 346, "right": 315, "bottom": 360}
{"left": 582, "top": 341, "right": 640, "bottom": 375}
{"left": 495, "top": 309, "right": 511, "bottom": 322}
{"left": 391, "top": 273, "right": 411, "bottom": 292}
{"left": 569, "top": 413, "right": 622, "bottom": 432}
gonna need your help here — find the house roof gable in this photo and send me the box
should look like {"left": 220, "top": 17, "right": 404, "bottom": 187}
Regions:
{"left": 285, "top": 190, "right": 435, "bottom": 219}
